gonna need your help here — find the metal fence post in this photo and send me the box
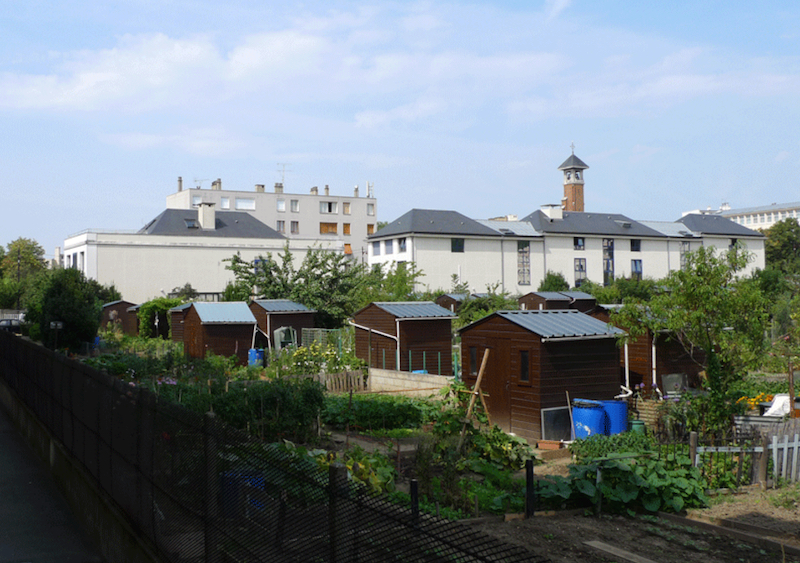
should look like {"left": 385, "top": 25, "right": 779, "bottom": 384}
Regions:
{"left": 525, "top": 459, "right": 536, "bottom": 518}
{"left": 204, "top": 412, "right": 220, "bottom": 563}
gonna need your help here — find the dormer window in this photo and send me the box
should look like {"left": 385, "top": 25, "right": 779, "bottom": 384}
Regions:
{"left": 184, "top": 218, "right": 199, "bottom": 229}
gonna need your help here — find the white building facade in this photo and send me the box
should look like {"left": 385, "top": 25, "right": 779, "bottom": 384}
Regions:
{"left": 166, "top": 178, "right": 377, "bottom": 262}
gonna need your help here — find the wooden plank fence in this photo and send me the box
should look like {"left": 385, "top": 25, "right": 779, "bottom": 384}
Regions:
{"left": 772, "top": 434, "right": 800, "bottom": 483}
{"left": 311, "top": 371, "right": 366, "bottom": 393}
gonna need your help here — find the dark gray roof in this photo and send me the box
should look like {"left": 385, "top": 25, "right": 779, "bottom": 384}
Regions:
{"left": 522, "top": 210, "right": 667, "bottom": 237}
{"left": 439, "top": 293, "right": 469, "bottom": 302}
{"left": 102, "top": 300, "right": 136, "bottom": 308}
{"left": 558, "top": 154, "right": 589, "bottom": 170}
{"left": 192, "top": 302, "right": 256, "bottom": 324}
{"left": 371, "top": 302, "right": 456, "bottom": 319}
{"left": 462, "top": 310, "right": 622, "bottom": 339}
{"left": 252, "top": 299, "right": 314, "bottom": 313}
{"left": 533, "top": 292, "right": 571, "bottom": 301}
{"left": 370, "top": 209, "right": 500, "bottom": 239}
{"left": 139, "top": 209, "right": 285, "bottom": 239}
{"left": 676, "top": 214, "right": 765, "bottom": 237}
{"left": 169, "top": 302, "right": 194, "bottom": 313}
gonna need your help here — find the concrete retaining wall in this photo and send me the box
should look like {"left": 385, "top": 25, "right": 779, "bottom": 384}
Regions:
{"left": 368, "top": 368, "right": 454, "bottom": 397}
{"left": 0, "top": 378, "right": 161, "bottom": 563}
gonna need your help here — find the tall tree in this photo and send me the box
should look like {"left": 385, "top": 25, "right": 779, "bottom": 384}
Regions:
{"left": 764, "top": 218, "right": 800, "bottom": 275}
{"left": 538, "top": 271, "right": 569, "bottom": 292}
{"left": 613, "top": 245, "right": 768, "bottom": 391}
{"left": 1, "top": 238, "right": 46, "bottom": 284}
{"left": 25, "top": 268, "right": 102, "bottom": 350}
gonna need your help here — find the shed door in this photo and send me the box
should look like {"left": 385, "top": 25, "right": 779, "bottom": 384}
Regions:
{"left": 482, "top": 342, "right": 511, "bottom": 431}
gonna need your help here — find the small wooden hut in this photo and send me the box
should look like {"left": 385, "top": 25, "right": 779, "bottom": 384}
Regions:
{"left": 182, "top": 302, "right": 256, "bottom": 365}
{"left": 460, "top": 309, "right": 623, "bottom": 444}
{"left": 169, "top": 302, "right": 194, "bottom": 343}
{"left": 249, "top": 299, "right": 316, "bottom": 350}
{"left": 352, "top": 302, "right": 456, "bottom": 375}
{"left": 101, "top": 300, "right": 139, "bottom": 335}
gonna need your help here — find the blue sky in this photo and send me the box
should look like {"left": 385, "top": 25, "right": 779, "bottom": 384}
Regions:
{"left": 3, "top": 0, "right": 800, "bottom": 259}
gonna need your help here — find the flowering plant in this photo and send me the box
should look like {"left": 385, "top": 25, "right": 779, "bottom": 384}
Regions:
{"left": 736, "top": 392, "right": 773, "bottom": 410}
{"left": 634, "top": 382, "right": 660, "bottom": 401}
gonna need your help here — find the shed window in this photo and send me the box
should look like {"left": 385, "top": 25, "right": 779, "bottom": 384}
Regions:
{"left": 520, "top": 350, "right": 530, "bottom": 383}
{"left": 469, "top": 347, "right": 478, "bottom": 375}
{"left": 451, "top": 238, "right": 465, "bottom": 253}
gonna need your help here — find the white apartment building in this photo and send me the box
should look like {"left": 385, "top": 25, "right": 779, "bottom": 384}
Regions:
{"left": 165, "top": 178, "right": 378, "bottom": 261}
{"left": 63, "top": 205, "right": 343, "bottom": 304}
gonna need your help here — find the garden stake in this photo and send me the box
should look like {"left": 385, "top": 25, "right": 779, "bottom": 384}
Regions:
{"left": 458, "top": 349, "right": 490, "bottom": 452}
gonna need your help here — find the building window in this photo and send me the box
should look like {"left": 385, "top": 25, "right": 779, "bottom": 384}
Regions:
{"left": 575, "top": 258, "right": 587, "bottom": 287}
{"left": 385, "top": 240, "right": 393, "bottom": 254}
{"left": 631, "top": 259, "right": 642, "bottom": 281}
{"left": 367, "top": 203, "right": 375, "bottom": 216}
{"left": 276, "top": 220, "right": 285, "bottom": 233}
{"left": 630, "top": 239, "right": 641, "bottom": 252}
{"left": 192, "top": 196, "right": 203, "bottom": 207}
{"left": 320, "top": 201, "right": 337, "bottom": 214}
{"left": 367, "top": 224, "right": 375, "bottom": 235}
{"left": 343, "top": 202, "right": 351, "bottom": 215}
{"left": 517, "top": 241, "right": 531, "bottom": 285}
{"left": 184, "top": 218, "right": 199, "bottom": 229}
{"left": 469, "top": 347, "right": 478, "bottom": 375}
{"left": 291, "top": 221, "right": 299, "bottom": 234}
{"left": 680, "top": 241, "right": 691, "bottom": 270}
{"left": 220, "top": 197, "right": 230, "bottom": 210}
{"left": 344, "top": 243, "right": 352, "bottom": 255}
{"left": 398, "top": 237, "right": 407, "bottom": 252}
{"left": 520, "top": 350, "right": 530, "bottom": 383}
{"left": 235, "top": 198, "right": 255, "bottom": 210}
{"left": 603, "top": 238, "right": 614, "bottom": 286}
{"left": 291, "top": 199, "right": 299, "bottom": 212}
{"left": 574, "top": 237, "right": 585, "bottom": 250}
{"left": 451, "top": 238, "right": 465, "bottom": 253}
{"left": 343, "top": 223, "right": 351, "bottom": 235}
{"left": 320, "top": 222, "right": 337, "bottom": 235}
{"left": 372, "top": 241, "right": 381, "bottom": 256}
{"left": 277, "top": 199, "right": 286, "bottom": 212}
{"left": 729, "top": 238, "right": 738, "bottom": 250}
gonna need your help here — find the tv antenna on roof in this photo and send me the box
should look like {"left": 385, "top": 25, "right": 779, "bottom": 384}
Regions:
{"left": 277, "top": 163, "right": 292, "bottom": 185}
{"left": 193, "top": 177, "right": 209, "bottom": 189}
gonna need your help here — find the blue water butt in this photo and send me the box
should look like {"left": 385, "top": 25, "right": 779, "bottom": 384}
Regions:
{"left": 602, "top": 400, "right": 628, "bottom": 435}
{"left": 572, "top": 402, "right": 605, "bottom": 439}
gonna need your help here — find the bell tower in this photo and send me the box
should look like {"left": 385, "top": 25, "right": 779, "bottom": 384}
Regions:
{"left": 558, "top": 143, "right": 589, "bottom": 212}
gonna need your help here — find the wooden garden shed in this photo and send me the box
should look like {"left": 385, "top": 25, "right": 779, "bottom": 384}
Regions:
{"left": 460, "top": 310, "right": 624, "bottom": 444}
{"left": 101, "top": 300, "right": 139, "bottom": 335}
{"left": 169, "top": 302, "right": 193, "bottom": 343}
{"left": 249, "top": 299, "right": 316, "bottom": 350}
{"left": 352, "top": 302, "right": 456, "bottom": 375}
{"left": 518, "top": 291, "right": 597, "bottom": 313}
{"left": 182, "top": 302, "right": 257, "bottom": 365}
{"left": 434, "top": 293, "right": 468, "bottom": 313}
{"left": 590, "top": 306, "right": 704, "bottom": 393}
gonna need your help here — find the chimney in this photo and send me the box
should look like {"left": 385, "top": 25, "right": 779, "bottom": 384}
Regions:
{"left": 324, "top": 185, "right": 330, "bottom": 196}
{"left": 198, "top": 202, "right": 216, "bottom": 230}
{"left": 178, "top": 176, "right": 183, "bottom": 192}
{"left": 255, "top": 184, "right": 265, "bottom": 193}
{"left": 354, "top": 185, "right": 359, "bottom": 197}
{"left": 541, "top": 204, "right": 563, "bottom": 221}
{"left": 311, "top": 186, "right": 319, "bottom": 195}
{"left": 211, "top": 178, "right": 222, "bottom": 190}
{"left": 274, "top": 182, "right": 283, "bottom": 193}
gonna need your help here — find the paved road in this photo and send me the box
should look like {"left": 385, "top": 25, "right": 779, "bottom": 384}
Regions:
{"left": 0, "top": 406, "right": 102, "bottom": 563}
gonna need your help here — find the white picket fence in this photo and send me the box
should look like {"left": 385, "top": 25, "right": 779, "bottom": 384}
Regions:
{"left": 771, "top": 434, "right": 800, "bottom": 483}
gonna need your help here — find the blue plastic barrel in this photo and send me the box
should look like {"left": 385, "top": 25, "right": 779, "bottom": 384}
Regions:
{"left": 572, "top": 401, "right": 605, "bottom": 439}
{"left": 248, "top": 348, "right": 264, "bottom": 366}
{"left": 602, "top": 400, "right": 628, "bottom": 435}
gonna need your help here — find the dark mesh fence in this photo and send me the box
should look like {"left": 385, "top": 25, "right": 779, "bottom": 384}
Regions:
{"left": 0, "top": 332, "right": 548, "bottom": 563}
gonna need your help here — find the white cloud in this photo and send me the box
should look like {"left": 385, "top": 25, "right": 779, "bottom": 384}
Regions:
{"left": 545, "top": 0, "right": 572, "bottom": 22}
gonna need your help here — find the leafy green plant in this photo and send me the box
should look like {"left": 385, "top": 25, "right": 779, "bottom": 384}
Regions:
{"left": 322, "top": 393, "right": 433, "bottom": 431}
{"left": 570, "top": 432, "right": 656, "bottom": 462}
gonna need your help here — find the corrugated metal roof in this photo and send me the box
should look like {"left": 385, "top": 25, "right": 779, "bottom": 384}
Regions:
{"left": 373, "top": 302, "right": 457, "bottom": 319}
{"left": 465, "top": 310, "right": 623, "bottom": 339}
{"left": 560, "top": 291, "right": 595, "bottom": 300}
{"left": 533, "top": 292, "right": 571, "bottom": 301}
{"left": 252, "top": 299, "right": 314, "bottom": 313}
{"left": 193, "top": 302, "right": 256, "bottom": 324}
